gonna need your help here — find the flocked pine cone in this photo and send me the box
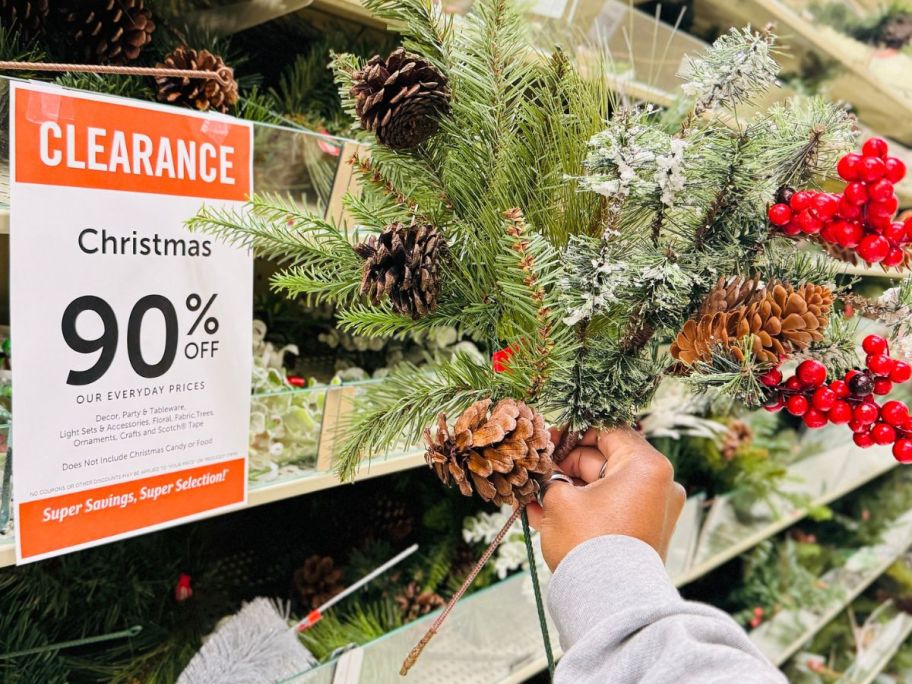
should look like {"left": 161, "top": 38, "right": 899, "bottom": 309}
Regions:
{"left": 155, "top": 46, "right": 239, "bottom": 114}
{"left": 292, "top": 555, "right": 343, "bottom": 610}
{"left": 354, "top": 222, "right": 443, "bottom": 319}
{"left": 1, "top": 0, "right": 48, "bottom": 36}
{"left": 64, "top": 0, "right": 155, "bottom": 64}
{"left": 350, "top": 47, "right": 450, "bottom": 149}
{"left": 671, "top": 279, "right": 832, "bottom": 365}
{"left": 425, "top": 398, "right": 554, "bottom": 507}
{"left": 395, "top": 582, "right": 444, "bottom": 622}
{"left": 877, "top": 12, "right": 912, "bottom": 49}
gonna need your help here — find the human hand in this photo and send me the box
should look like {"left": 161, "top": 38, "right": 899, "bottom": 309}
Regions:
{"left": 526, "top": 427, "right": 686, "bottom": 571}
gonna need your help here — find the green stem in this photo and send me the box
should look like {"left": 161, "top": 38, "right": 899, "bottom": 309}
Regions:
{"left": 522, "top": 508, "right": 555, "bottom": 679}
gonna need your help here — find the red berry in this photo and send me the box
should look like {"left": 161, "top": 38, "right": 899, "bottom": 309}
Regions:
{"left": 854, "top": 403, "right": 880, "bottom": 424}
{"left": 872, "top": 422, "right": 897, "bottom": 445}
{"left": 893, "top": 439, "right": 912, "bottom": 462}
{"left": 829, "top": 400, "right": 853, "bottom": 424}
{"left": 839, "top": 196, "right": 862, "bottom": 218}
{"left": 812, "top": 193, "right": 839, "bottom": 220}
{"left": 881, "top": 400, "right": 910, "bottom": 426}
{"left": 863, "top": 335, "right": 888, "bottom": 355}
{"left": 830, "top": 379, "right": 850, "bottom": 398}
{"left": 883, "top": 221, "right": 907, "bottom": 244}
{"left": 764, "top": 397, "right": 784, "bottom": 413}
{"left": 870, "top": 196, "right": 899, "bottom": 217}
{"left": 760, "top": 368, "right": 783, "bottom": 387}
{"left": 844, "top": 182, "right": 868, "bottom": 205}
{"left": 906, "top": 217, "right": 912, "bottom": 240}
{"left": 869, "top": 179, "right": 895, "bottom": 203}
{"left": 884, "top": 248, "right": 905, "bottom": 268}
{"left": 849, "top": 419, "right": 868, "bottom": 433}
{"left": 860, "top": 155, "right": 887, "bottom": 182}
{"left": 835, "top": 221, "right": 864, "bottom": 247}
{"left": 838, "top": 153, "right": 863, "bottom": 181}
{"left": 811, "top": 386, "right": 837, "bottom": 411}
{"left": 768, "top": 203, "right": 792, "bottom": 226}
{"left": 890, "top": 361, "right": 912, "bottom": 383}
{"left": 790, "top": 190, "right": 814, "bottom": 211}
{"left": 786, "top": 395, "right": 809, "bottom": 416}
{"left": 796, "top": 359, "right": 827, "bottom": 387}
{"left": 854, "top": 432, "right": 875, "bottom": 448}
{"left": 785, "top": 376, "right": 804, "bottom": 391}
{"left": 798, "top": 210, "right": 822, "bottom": 234}
{"left": 874, "top": 378, "right": 894, "bottom": 395}
{"left": 781, "top": 220, "right": 802, "bottom": 236}
{"left": 885, "top": 157, "right": 906, "bottom": 184}
{"left": 868, "top": 354, "right": 893, "bottom": 375}
{"left": 820, "top": 222, "right": 840, "bottom": 244}
{"left": 857, "top": 235, "right": 891, "bottom": 263}
{"left": 863, "top": 137, "right": 889, "bottom": 159}
{"left": 869, "top": 212, "right": 895, "bottom": 232}
{"left": 803, "top": 408, "right": 828, "bottom": 429}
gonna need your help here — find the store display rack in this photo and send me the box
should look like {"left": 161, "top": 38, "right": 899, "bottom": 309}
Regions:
{"left": 836, "top": 610, "right": 912, "bottom": 684}
{"left": 750, "top": 509, "right": 912, "bottom": 666}
{"left": 280, "top": 440, "right": 897, "bottom": 684}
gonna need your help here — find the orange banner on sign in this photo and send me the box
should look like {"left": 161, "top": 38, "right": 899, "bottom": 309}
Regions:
{"left": 17, "top": 459, "right": 245, "bottom": 560}
{"left": 14, "top": 86, "right": 251, "bottom": 201}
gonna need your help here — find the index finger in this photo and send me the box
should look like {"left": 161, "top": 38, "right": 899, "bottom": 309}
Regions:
{"left": 596, "top": 427, "right": 649, "bottom": 464}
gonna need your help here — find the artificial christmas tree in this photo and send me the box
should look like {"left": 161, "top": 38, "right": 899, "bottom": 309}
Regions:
{"left": 63, "top": 0, "right": 155, "bottom": 64}
{"left": 155, "top": 46, "right": 238, "bottom": 113}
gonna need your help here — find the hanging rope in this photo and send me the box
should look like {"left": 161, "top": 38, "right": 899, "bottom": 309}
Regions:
{"left": 400, "top": 506, "right": 522, "bottom": 676}
{"left": 0, "top": 61, "right": 233, "bottom": 86}
{"left": 522, "top": 507, "right": 556, "bottom": 678}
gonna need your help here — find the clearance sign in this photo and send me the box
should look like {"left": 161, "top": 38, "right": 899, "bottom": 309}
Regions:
{"left": 10, "top": 81, "right": 253, "bottom": 563}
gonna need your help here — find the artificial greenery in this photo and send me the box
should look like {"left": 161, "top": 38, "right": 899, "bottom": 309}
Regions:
{"left": 188, "top": 0, "right": 858, "bottom": 481}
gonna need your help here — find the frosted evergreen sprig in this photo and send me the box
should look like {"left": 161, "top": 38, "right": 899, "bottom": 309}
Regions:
{"left": 681, "top": 27, "right": 780, "bottom": 116}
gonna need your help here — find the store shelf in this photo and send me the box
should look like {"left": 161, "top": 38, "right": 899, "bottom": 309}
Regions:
{"left": 837, "top": 611, "right": 912, "bottom": 684}
{"left": 289, "top": 441, "right": 899, "bottom": 684}
{"left": 750, "top": 509, "right": 912, "bottom": 666}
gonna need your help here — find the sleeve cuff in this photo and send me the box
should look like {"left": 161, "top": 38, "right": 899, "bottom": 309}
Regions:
{"left": 546, "top": 535, "right": 681, "bottom": 648}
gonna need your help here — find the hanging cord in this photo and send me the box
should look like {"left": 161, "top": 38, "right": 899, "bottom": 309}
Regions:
{"left": 400, "top": 506, "right": 522, "bottom": 676}
{"left": 0, "top": 625, "right": 142, "bottom": 659}
{"left": 521, "top": 507, "right": 555, "bottom": 678}
{"left": 0, "top": 61, "right": 233, "bottom": 86}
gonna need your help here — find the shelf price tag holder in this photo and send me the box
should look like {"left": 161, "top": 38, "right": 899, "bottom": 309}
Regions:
{"left": 9, "top": 80, "right": 253, "bottom": 564}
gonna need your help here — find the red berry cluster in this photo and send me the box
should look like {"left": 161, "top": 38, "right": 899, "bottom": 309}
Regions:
{"left": 762, "top": 335, "right": 912, "bottom": 462}
{"left": 767, "top": 137, "right": 910, "bottom": 266}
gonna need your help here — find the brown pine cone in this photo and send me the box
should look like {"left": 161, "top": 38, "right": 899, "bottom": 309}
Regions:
{"left": 64, "top": 0, "right": 154, "bottom": 64}
{"left": 698, "top": 276, "right": 763, "bottom": 317}
{"left": 354, "top": 221, "right": 443, "bottom": 319}
{"left": 1, "top": 0, "right": 48, "bottom": 36}
{"left": 292, "top": 555, "right": 343, "bottom": 610}
{"left": 671, "top": 280, "right": 832, "bottom": 366}
{"left": 350, "top": 47, "right": 450, "bottom": 149}
{"left": 369, "top": 495, "right": 414, "bottom": 543}
{"left": 425, "top": 398, "right": 554, "bottom": 507}
{"left": 395, "top": 582, "right": 444, "bottom": 622}
{"left": 721, "top": 419, "right": 753, "bottom": 461}
{"left": 155, "top": 46, "right": 239, "bottom": 114}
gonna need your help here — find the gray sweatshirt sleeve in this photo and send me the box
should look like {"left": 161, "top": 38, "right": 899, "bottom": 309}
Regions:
{"left": 547, "top": 535, "right": 787, "bottom": 684}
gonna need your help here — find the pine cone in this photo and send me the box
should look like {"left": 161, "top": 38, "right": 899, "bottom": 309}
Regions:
{"left": 698, "top": 276, "right": 763, "bottom": 317}
{"left": 155, "top": 46, "right": 239, "bottom": 114}
{"left": 877, "top": 13, "right": 912, "bottom": 49}
{"left": 354, "top": 222, "right": 443, "bottom": 319}
{"left": 64, "top": 0, "right": 154, "bottom": 64}
{"left": 369, "top": 495, "right": 414, "bottom": 543}
{"left": 671, "top": 280, "right": 832, "bottom": 365}
{"left": 721, "top": 419, "right": 753, "bottom": 461}
{"left": 424, "top": 398, "right": 554, "bottom": 507}
{"left": 395, "top": 582, "right": 444, "bottom": 622}
{"left": 292, "top": 555, "right": 343, "bottom": 610}
{"left": 350, "top": 47, "right": 450, "bottom": 149}
{"left": 1, "top": 0, "right": 48, "bottom": 36}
